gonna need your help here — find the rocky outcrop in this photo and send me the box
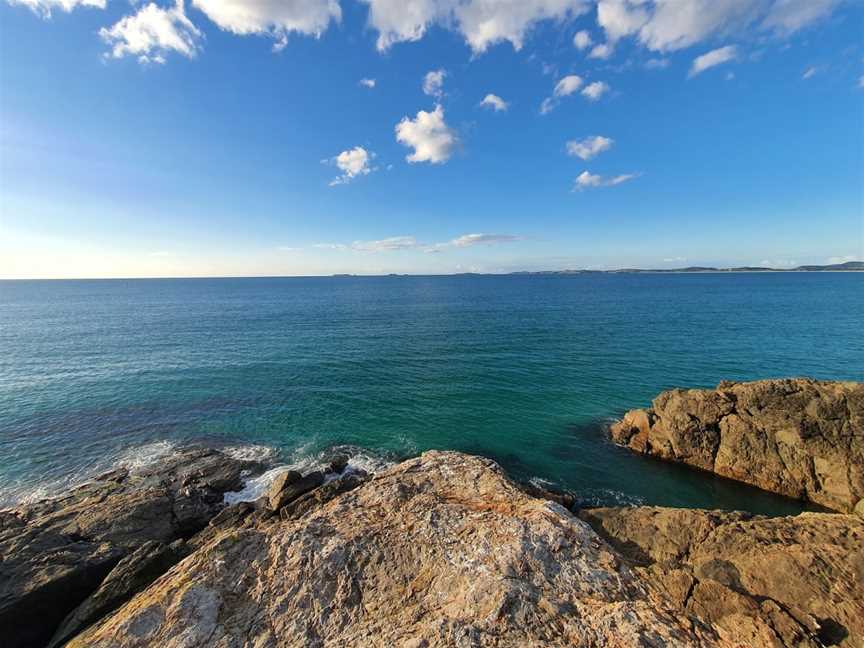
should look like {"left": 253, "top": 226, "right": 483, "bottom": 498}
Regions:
{"left": 5, "top": 443, "right": 863, "bottom": 647}
{"left": 579, "top": 507, "right": 864, "bottom": 647}
{"left": 68, "top": 451, "right": 719, "bottom": 647}
{"left": 610, "top": 379, "right": 864, "bottom": 512}
{"left": 0, "top": 446, "right": 264, "bottom": 648}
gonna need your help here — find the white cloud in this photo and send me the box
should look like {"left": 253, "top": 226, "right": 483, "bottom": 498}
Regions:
{"left": 359, "top": 78, "right": 376, "bottom": 88}
{"left": 663, "top": 256, "right": 687, "bottom": 263}
{"left": 99, "top": 0, "right": 201, "bottom": 63}
{"left": 313, "top": 233, "right": 522, "bottom": 254}
{"left": 191, "top": 0, "right": 340, "bottom": 50}
{"left": 450, "top": 233, "right": 522, "bottom": 247}
{"left": 573, "top": 170, "right": 639, "bottom": 191}
{"left": 395, "top": 104, "right": 459, "bottom": 164}
{"left": 566, "top": 135, "right": 614, "bottom": 160}
{"left": 554, "top": 74, "right": 584, "bottom": 96}
{"left": 327, "top": 146, "right": 376, "bottom": 186}
{"left": 762, "top": 0, "right": 839, "bottom": 35}
{"left": 361, "top": 0, "right": 591, "bottom": 54}
{"left": 688, "top": 45, "right": 737, "bottom": 78}
{"left": 8, "top": 0, "right": 103, "bottom": 18}
{"left": 596, "top": 0, "right": 649, "bottom": 42}
{"left": 540, "top": 74, "right": 583, "bottom": 113}
{"left": 801, "top": 66, "right": 817, "bottom": 80}
{"left": 423, "top": 69, "right": 446, "bottom": 98}
{"left": 479, "top": 93, "right": 509, "bottom": 111}
{"left": 588, "top": 42, "right": 613, "bottom": 59}
{"left": 581, "top": 80, "right": 610, "bottom": 100}
{"left": 573, "top": 29, "right": 592, "bottom": 49}
{"left": 352, "top": 236, "right": 419, "bottom": 252}
{"left": 594, "top": 0, "right": 840, "bottom": 55}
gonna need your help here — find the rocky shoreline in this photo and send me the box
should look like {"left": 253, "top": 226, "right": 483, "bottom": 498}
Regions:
{"left": 1, "top": 379, "right": 862, "bottom": 647}
{"left": 609, "top": 378, "right": 864, "bottom": 514}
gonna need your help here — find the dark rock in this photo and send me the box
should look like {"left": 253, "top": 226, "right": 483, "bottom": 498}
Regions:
{"left": 268, "top": 471, "right": 324, "bottom": 511}
{"left": 47, "top": 540, "right": 185, "bottom": 648}
{"left": 610, "top": 379, "right": 864, "bottom": 512}
{"left": 0, "top": 525, "right": 123, "bottom": 648}
{"left": 279, "top": 473, "right": 370, "bottom": 521}
{"left": 518, "top": 481, "right": 576, "bottom": 510}
{"left": 0, "top": 445, "right": 264, "bottom": 648}
{"left": 266, "top": 470, "right": 302, "bottom": 509}
{"left": 327, "top": 454, "right": 350, "bottom": 474}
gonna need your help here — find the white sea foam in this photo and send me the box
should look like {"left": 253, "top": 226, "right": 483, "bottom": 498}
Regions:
{"left": 222, "top": 446, "right": 397, "bottom": 504}
{"left": 116, "top": 440, "right": 179, "bottom": 473}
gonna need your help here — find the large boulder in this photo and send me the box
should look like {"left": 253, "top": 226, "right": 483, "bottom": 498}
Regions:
{"left": 579, "top": 506, "right": 864, "bottom": 647}
{"left": 610, "top": 379, "right": 864, "bottom": 512}
{"left": 67, "top": 451, "right": 718, "bottom": 647}
{"left": 0, "top": 446, "right": 263, "bottom": 648}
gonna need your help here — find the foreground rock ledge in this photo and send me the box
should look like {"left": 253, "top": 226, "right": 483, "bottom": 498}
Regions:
{"left": 610, "top": 378, "right": 864, "bottom": 513}
{"left": 62, "top": 451, "right": 862, "bottom": 648}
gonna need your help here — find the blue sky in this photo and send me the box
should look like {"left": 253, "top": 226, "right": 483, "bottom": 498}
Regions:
{"left": 1, "top": 0, "right": 862, "bottom": 278}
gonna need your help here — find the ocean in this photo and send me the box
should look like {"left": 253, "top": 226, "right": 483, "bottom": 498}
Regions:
{"left": 1, "top": 273, "right": 862, "bottom": 513}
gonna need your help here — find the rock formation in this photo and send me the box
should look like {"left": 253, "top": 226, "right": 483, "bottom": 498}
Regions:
{"left": 0, "top": 446, "right": 264, "bottom": 648}
{"left": 609, "top": 379, "right": 864, "bottom": 513}
{"left": 579, "top": 507, "right": 864, "bottom": 647}
{"left": 67, "top": 451, "right": 716, "bottom": 647}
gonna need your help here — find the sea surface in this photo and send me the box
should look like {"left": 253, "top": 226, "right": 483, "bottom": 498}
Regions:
{"left": 1, "top": 273, "right": 862, "bottom": 513}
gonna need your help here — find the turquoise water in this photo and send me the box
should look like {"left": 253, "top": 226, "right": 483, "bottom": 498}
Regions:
{"left": 1, "top": 273, "right": 862, "bottom": 512}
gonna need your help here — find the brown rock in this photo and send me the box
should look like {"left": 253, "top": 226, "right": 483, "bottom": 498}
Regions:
{"left": 67, "top": 451, "right": 720, "bottom": 647}
{"left": 47, "top": 539, "right": 185, "bottom": 648}
{"left": 610, "top": 379, "right": 864, "bottom": 512}
{"left": 268, "top": 470, "right": 324, "bottom": 511}
{"left": 579, "top": 506, "right": 864, "bottom": 647}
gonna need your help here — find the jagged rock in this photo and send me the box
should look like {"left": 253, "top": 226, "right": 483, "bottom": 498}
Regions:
{"left": 67, "top": 451, "right": 721, "bottom": 647}
{"left": 579, "top": 506, "right": 864, "bottom": 647}
{"left": 268, "top": 470, "right": 324, "bottom": 511}
{"left": 279, "top": 472, "right": 370, "bottom": 521}
{"left": 610, "top": 379, "right": 864, "bottom": 512}
{"left": 48, "top": 540, "right": 186, "bottom": 648}
{"left": 0, "top": 525, "right": 124, "bottom": 648}
{"left": 266, "top": 469, "right": 302, "bottom": 507}
{"left": 328, "top": 453, "right": 350, "bottom": 474}
{"left": 0, "top": 446, "right": 263, "bottom": 648}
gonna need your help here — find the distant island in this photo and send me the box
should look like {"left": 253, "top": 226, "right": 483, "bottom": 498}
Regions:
{"left": 508, "top": 261, "right": 864, "bottom": 275}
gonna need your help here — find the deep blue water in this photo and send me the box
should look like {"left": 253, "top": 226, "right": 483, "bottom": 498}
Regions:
{"left": 1, "top": 273, "right": 862, "bottom": 512}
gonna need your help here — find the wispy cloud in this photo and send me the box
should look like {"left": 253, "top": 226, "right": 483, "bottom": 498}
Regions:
{"left": 312, "top": 233, "right": 523, "bottom": 254}
{"left": 423, "top": 69, "right": 446, "bottom": 98}
{"left": 574, "top": 171, "right": 640, "bottom": 191}
{"left": 479, "top": 93, "right": 508, "bottom": 112}
{"left": 359, "top": 78, "right": 376, "bottom": 88}
{"left": 689, "top": 45, "right": 737, "bottom": 78}
{"left": 351, "top": 236, "right": 419, "bottom": 252}
{"left": 566, "top": 136, "right": 614, "bottom": 161}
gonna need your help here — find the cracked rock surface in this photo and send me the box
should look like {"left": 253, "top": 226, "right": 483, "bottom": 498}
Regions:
{"left": 579, "top": 506, "right": 864, "bottom": 647}
{"left": 68, "top": 451, "right": 721, "bottom": 648}
{"left": 609, "top": 379, "right": 864, "bottom": 512}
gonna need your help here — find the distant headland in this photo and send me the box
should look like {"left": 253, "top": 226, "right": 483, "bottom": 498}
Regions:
{"left": 508, "top": 260, "right": 864, "bottom": 275}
